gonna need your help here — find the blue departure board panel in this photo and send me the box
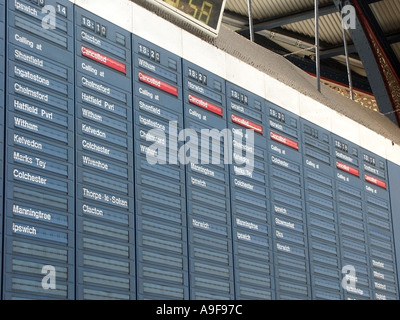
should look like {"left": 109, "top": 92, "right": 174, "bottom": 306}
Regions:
{"left": 183, "top": 61, "right": 234, "bottom": 300}
{"left": 333, "top": 134, "right": 372, "bottom": 299}
{"left": 227, "top": 83, "right": 273, "bottom": 300}
{"left": 362, "top": 148, "right": 398, "bottom": 300}
{"left": 301, "top": 120, "right": 342, "bottom": 300}
{"left": 0, "top": 0, "right": 5, "bottom": 286}
{"left": 0, "top": 0, "right": 399, "bottom": 301}
{"left": 267, "top": 102, "right": 311, "bottom": 299}
{"left": 388, "top": 161, "right": 400, "bottom": 296}
{"left": 3, "top": 0, "right": 75, "bottom": 299}
{"left": 133, "top": 35, "right": 188, "bottom": 300}
{"left": 75, "top": 7, "right": 135, "bottom": 300}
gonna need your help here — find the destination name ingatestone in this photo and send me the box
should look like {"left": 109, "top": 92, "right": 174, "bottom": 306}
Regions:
{"left": 14, "top": 66, "right": 50, "bottom": 86}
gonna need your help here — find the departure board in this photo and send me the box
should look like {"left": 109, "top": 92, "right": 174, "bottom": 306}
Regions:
{"left": 4, "top": 0, "right": 75, "bottom": 299}
{"left": 227, "top": 83, "right": 274, "bottom": 299}
{"left": 268, "top": 104, "right": 311, "bottom": 299}
{"left": 183, "top": 61, "right": 234, "bottom": 299}
{"left": 0, "top": 0, "right": 399, "bottom": 300}
{"left": 362, "top": 147, "right": 398, "bottom": 300}
{"left": 133, "top": 35, "right": 188, "bottom": 300}
{"left": 0, "top": 0, "right": 5, "bottom": 285}
{"left": 302, "top": 120, "right": 342, "bottom": 299}
{"left": 75, "top": 7, "right": 135, "bottom": 300}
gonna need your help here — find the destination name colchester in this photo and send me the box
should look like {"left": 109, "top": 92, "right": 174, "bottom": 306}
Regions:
{"left": 13, "top": 169, "right": 46, "bottom": 185}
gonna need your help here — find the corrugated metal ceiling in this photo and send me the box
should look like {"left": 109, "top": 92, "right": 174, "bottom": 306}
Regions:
{"left": 225, "top": 0, "right": 332, "bottom": 20}
{"left": 370, "top": 0, "right": 400, "bottom": 61}
{"left": 282, "top": 12, "right": 347, "bottom": 45}
{"left": 222, "top": 0, "right": 400, "bottom": 124}
{"left": 225, "top": 0, "right": 350, "bottom": 45}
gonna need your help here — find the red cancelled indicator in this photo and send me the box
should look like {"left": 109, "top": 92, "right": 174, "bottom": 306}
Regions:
{"left": 189, "top": 94, "right": 223, "bottom": 116}
{"left": 138, "top": 72, "right": 178, "bottom": 96}
{"left": 270, "top": 131, "right": 298, "bottom": 149}
{"left": 81, "top": 46, "right": 126, "bottom": 74}
{"left": 232, "top": 114, "right": 263, "bottom": 134}
{"left": 365, "top": 174, "right": 387, "bottom": 189}
{"left": 336, "top": 161, "right": 360, "bottom": 177}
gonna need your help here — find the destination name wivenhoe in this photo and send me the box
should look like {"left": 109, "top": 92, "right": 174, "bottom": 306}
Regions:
{"left": 82, "top": 155, "right": 109, "bottom": 170}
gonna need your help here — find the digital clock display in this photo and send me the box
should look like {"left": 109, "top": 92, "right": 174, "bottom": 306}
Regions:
{"left": 154, "top": 0, "right": 226, "bottom": 35}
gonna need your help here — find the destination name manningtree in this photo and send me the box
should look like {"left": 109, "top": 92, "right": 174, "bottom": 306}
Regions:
{"left": 13, "top": 204, "right": 51, "bottom": 221}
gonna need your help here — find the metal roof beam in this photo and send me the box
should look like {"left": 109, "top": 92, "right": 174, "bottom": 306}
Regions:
{"left": 337, "top": 0, "right": 399, "bottom": 125}
{"left": 354, "top": 0, "right": 400, "bottom": 79}
{"left": 237, "top": 4, "right": 337, "bottom": 35}
{"left": 320, "top": 44, "right": 356, "bottom": 59}
{"left": 387, "top": 31, "right": 400, "bottom": 45}
{"left": 258, "top": 27, "right": 339, "bottom": 55}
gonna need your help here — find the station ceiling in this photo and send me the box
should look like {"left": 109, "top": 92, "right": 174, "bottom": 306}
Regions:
{"left": 222, "top": 0, "right": 400, "bottom": 126}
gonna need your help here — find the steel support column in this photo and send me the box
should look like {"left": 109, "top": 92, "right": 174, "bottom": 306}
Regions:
{"left": 333, "top": 0, "right": 400, "bottom": 126}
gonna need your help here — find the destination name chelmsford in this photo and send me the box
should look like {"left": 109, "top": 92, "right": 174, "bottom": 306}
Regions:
{"left": 82, "top": 77, "right": 110, "bottom": 95}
